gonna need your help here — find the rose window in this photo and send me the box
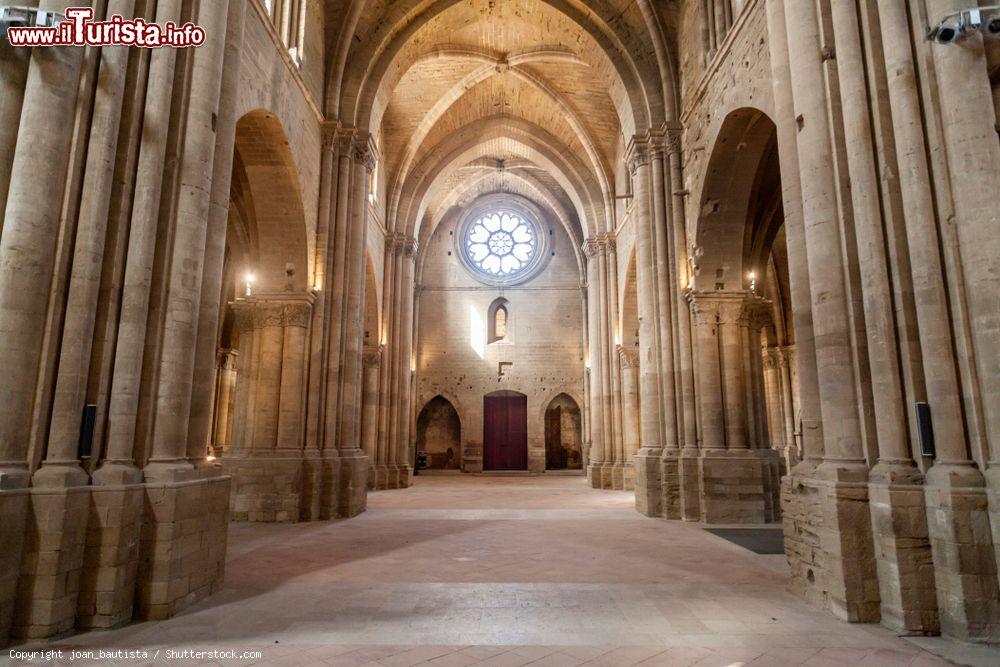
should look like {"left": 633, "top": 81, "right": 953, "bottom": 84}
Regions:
{"left": 465, "top": 212, "right": 536, "bottom": 277}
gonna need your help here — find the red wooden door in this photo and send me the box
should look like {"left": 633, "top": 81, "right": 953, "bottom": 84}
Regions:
{"left": 483, "top": 393, "right": 528, "bottom": 471}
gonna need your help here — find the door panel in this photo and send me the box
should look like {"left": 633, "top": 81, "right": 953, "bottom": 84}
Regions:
{"left": 484, "top": 394, "right": 528, "bottom": 471}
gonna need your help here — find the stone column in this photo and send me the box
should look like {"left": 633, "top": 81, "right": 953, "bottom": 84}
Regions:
{"left": 374, "top": 238, "right": 399, "bottom": 488}
{"left": 776, "top": 348, "right": 797, "bottom": 464}
{"left": 745, "top": 299, "right": 779, "bottom": 521}
{"left": 186, "top": 0, "right": 247, "bottom": 465}
{"left": 0, "top": 0, "right": 83, "bottom": 488}
{"left": 606, "top": 235, "right": 626, "bottom": 489}
{"left": 764, "top": 0, "right": 824, "bottom": 473}
{"left": 691, "top": 293, "right": 767, "bottom": 524}
{"left": 650, "top": 135, "right": 680, "bottom": 518}
{"left": 878, "top": 0, "right": 997, "bottom": 640}
{"left": 392, "top": 239, "right": 417, "bottom": 486}
{"left": 146, "top": 0, "right": 229, "bottom": 481}
{"left": 211, "top": 351, "right": 239, "bottom": 456}
{"left": 0, "top": 0, "right": 84, "bottom": 643}
{"left": 784, "top": 0, "right": 878, "bottom": 623}
{"left": 627, "top": 136, "right": 663, "bottom": 516}
{"left": 619, "top": 346, "right": 640, "bottom": 490}
{"left": 360, "top": 345, "right": 382, "bottom": 473}
{"left": 828, "top": 0, "right": 939, "bottom": 635}
{"left": 763, "top": 350, "right": 786, "bottom": 456}
{"left": 596, "top": 237, "right": 617, "bottom": 488}
{"left": 334, "top": 136, "right": 374, "bottom": 517}
{"left": 302, "top": 123, "right": 341, "bottom": 520}
{"left": 584, "top": 240, "right": 607, "bottom": 487}
{"left": 924, "top": 0, "right": 1000, "bottom": 613}
{"left": 319, "top": 131, "right": 355, "bottom": 517}
{"left": 225, "top": 296, "right": 312, "bottom": 522}
{"left": 667, "top": 126, "right": 700, "bottom": 522}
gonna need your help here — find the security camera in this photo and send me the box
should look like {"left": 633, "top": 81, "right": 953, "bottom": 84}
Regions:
{"left": 929, "top": 5, "right": 1000, "bottom": 43}
{"left": 0, "top": 5, "right": 65, "bottom": 33}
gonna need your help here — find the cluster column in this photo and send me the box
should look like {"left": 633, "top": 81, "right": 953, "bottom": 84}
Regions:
{"left": 225, "top": 296, "right": 314, "bottom": 522}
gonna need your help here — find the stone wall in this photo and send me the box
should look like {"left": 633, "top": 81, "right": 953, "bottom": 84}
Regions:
{"left": 415, "top": 211, "right": 585, "bottom": 473}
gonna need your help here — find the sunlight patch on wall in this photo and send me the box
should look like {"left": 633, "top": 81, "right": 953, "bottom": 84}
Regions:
{"left": 470, "top": 304, "right": 486, "bottom": 359}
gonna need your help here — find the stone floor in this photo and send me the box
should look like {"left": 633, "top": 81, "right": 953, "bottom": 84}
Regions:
{"left": 6, "top": 475, "right": 999, "bottom": 666}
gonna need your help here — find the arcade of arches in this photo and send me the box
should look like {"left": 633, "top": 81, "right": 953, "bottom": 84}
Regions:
{"left": 1, "top": 0, "right": 999, "bottom": 658}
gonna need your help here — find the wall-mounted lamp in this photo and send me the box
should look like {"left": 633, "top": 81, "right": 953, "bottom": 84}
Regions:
{"left": 748, "top": 271, "right": 757, "bottom": 294}
{"left": 245, "top": 272, "right": 255, "bottom": 297}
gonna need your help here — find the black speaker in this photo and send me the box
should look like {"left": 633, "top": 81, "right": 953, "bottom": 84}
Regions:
{"left": 78, "top": 404, "right": 97, "bottom": 459}
{"left": 914, "top": 402, "right": 935, "bottom": 458}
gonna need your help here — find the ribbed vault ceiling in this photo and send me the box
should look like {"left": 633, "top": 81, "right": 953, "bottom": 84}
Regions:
{"left": 325, "top": 0, "right": 678, "bottom": 257}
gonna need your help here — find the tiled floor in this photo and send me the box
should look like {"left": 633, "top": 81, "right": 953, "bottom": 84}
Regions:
{"left": 7, "top": 475, "right": 999, "bottom": 666}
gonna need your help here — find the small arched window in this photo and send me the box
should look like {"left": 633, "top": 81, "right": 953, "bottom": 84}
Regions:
{"left": 488, "top": 298, "right": 510, "bottom": 343}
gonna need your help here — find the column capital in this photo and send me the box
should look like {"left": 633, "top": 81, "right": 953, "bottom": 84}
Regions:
{"left": 742, "top": 296, "right": 773, "bottom": 332}
{"left": 687, "top": 290, "right": 749, "bottom": 325}
{"left": 617, "top": 345, "right": 640, "bottom": 369}
{"left": 230, "top": 293, "right": 316, "bottom": 331}
{"left": 388, "top": 233, "right": 418, "bottom": 258}
{"left": 583, "top": 233, "right": 616, "bottom": 258}
{"left": 663, "top": 122, "right": 683, "bottom": 156}
{"left": 352, "top": 133, "right": 378, "bottom": 172}
{"left": 625, "top": 135, "right": 652, "bottom": 175}
{"left": 763, "top": 347, "right": 781, "bottom": 371}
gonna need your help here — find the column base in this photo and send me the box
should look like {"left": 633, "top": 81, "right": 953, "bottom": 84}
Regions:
{"left": 586, "top": 462, "right": 613, "bottom": 489}
{"left": 136, "top": 469, "right": 230, "bottom": 621}
{"left": 622, "top": 459, "right": 636, "bottom": 491}
{"left": 0, "top": 485, "right": 29, "bottom": 645}
{"left": 924, "top": 463, "right": 999, "bottom": 642}
{"left": 610, "top": 462, "right": 626, "bottom": 490}
{"left": 660, "top": 450, "right": 681, "bottom": 520}
{"left": 78, "top": 465, "right": 144, "bottom": 630}
{"left": 299, "top": 449, "right": 323, "bottom": 522}
{"left": 12, "top": 484, "right": 91, "bottom": 639}
{"left": 987, "top": 466, "right": 1000, "bottom": 602}
{"left": 336, "top": 449, "right": 369, "bottom": 518}
{"left": 398, "top": 464, "right": 413, "bottom": 488}
{"left": 678, "top": 450, "right": 702, "bottom": 521}
{"left": 759, "top": 449, "right": 781, "bottom": 522}
{"left": 782, "top": 468, "right": 880, "bottom": 623}
{"left": 319, "top": 450, "right": 341, "bottom": 520}
{"left": 633, "top": 448, "right": 663, "bottom": 517}
{"left": 868, "top": 462, "right": 938, "bottom": 636}
{"left": 223, "top": 453, "right": 303, "bottom": 523}
{"left": 698, "top": 449, "right": 768, "bottom": 524}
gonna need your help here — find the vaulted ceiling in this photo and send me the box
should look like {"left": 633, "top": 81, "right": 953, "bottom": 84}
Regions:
{"left": 324, "top": 0, "right": 679, "bottom": 252}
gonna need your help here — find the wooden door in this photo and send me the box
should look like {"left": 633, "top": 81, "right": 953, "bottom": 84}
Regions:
{"left": 483, "top": 393, "right": 528, "bottom": 471}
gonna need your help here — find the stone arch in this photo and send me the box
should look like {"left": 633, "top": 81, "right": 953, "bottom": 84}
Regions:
{"left": 415, "top": 395, "right": 462, "bottom": 470}
{"left": 544, "top": 393, "right": 583, "bottom": 470}
{"left": 230, "top": 110, "right": 310, "bottom": 294}
{"left": 689, "top": 107, "right": 780, "bottom": 292}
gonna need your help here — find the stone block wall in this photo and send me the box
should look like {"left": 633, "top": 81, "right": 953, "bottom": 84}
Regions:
{"left": 135, "top": 475, "right": 230, "bottom": 621}
{"left": 226, "top": 456, "right": 303, "bottom": 522}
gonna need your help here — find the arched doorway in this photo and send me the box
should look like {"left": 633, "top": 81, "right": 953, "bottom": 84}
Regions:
{"left": 544, "top": 394, "right": 582, "bottom": 470}
{"left": 415, "top": 396, "right": 462, "bottom": 470}
{"left": 483, "top": 391, "right": 528, "bottom": 471}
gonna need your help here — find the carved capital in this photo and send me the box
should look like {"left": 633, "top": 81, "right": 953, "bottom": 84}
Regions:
{"left": 321, "top": 122, "right": 340, "bottom": 153}
{"left": 353, "top": 134, "right": 378, "bottom": 172}
{"left": 229, "top": 296, "right": 314, "bottom": 331}
{"left": 663, "top": 122, "right": 684, "bottom": 156}
{"left": 625, "top": 136, "right": 651, "bottom": 176}
{"left": 618, "top": 345, "right": 640, "bottom": 369}
{"left": 742, "top": 297, "right": 773, "bottom": 332}
{"left": 583, "top": 238, "right": 601, "bottom": 258}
